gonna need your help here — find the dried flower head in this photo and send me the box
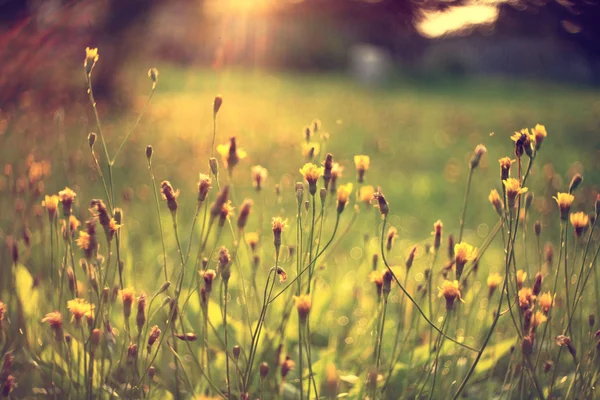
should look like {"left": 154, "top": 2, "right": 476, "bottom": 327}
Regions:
{"left": 569, "top": 173, "right": 583, "bottom": 194}
{"left": 219, "top": 247, "right": 232, "bottom": 282}
{"left": 251, "top": 165, "right": 268, "bottom": 191}
{"left": 218, "top": 200, "right": 235, "bottom": 227}
{"left": 147, "top": 325, "right": 161, "bottom": 351}
{"left": 67, "top": 298, "right": 94, "bottom": 324}
{"left": 488, "top": 189, "right": 504, "bottom": 217}
{"left": 272, "top": 217, "right": 287, "bottom": 254}
{"left": 439, "top": 280, "right": 463, "bottom": 310}
{"left": 323, "top": 154, "right": 334, "bottom": 189}
{"left": 532, "top": 273, "right": 543, "bottom": 296}
{"left": 570, "top": 212, "right": 589, "bottom": 237}
{"left": 336, "top": 183, "right": 353, "bottom": 213}
{"left": 160, "top": 181, "right": 179, "bottom": 213}
{"left": 553, "top": 192, "right": 574, "bottom": 221}
{"left": 294, "top": 294, "right": 312, "bottom": 322}
{"left": 487, "top": 273, "right": 503, "bottom": 297}
{"left": 503, "top": 178, "right": 528, "bottom": 208}
{"left": 217, "top": 137, "right": 247, "bottom": 170}
{"left": 210, "top": 186, "right": 230, "bottom": 220}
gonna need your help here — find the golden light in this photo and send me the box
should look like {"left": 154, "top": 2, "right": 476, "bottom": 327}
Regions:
{"left": 207, "top": 0, "right": 276, "bottom": 14}
{"left": 418, "top": 4, "right": 499, "bottom": 38}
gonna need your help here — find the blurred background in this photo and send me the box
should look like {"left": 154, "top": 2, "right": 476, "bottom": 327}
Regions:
{"left": 1, "top": 0, "right": 599, "bottom": 247}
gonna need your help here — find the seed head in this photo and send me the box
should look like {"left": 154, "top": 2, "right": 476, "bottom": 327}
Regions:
{"left": 127, "top": 343, "right": 138, "bottom": 364}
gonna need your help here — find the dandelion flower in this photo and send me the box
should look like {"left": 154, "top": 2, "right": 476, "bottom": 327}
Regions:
{"left": 570, "top": 212, "right": 589, "bottom": 237}
{"left": 518, "top": 287, "right": 535, "bottom": 311}
{"left": 531, "top": 124, "right": 547, "bottom": 150}
{"left": 217, "top": 137, "right": 246, "bottom": 170}
{"left": 354, "top": 155, "right": 370, "bottom": 183}
{"left": 516, "top": 270, "right": 527, "bottom": 290}
{"left": 300, "top": 163, "right": 324, "bottom": 195}
{"left": 439, "top": 280, "right": 463, "bottom": 310}
{"left": 503, "top": 178, "right": 528, "bottom": 208}
{"left": 553, "top": 192, "right": 574, "bottom": 221}
{"left": 67, "top": 298, "right": 94, "bottom": 324}
{"left": 357, "top": 185, "right": 374, "bottom": 205}
{"left": 487, "top": 273, "right": 503, "bottom": 297}
{"left": 294, "top": 294, "right": 312, "bottom": 322}
{"left": 336, "top": 183, "right": 353, "bottom": 213}
{"left": 538, "top": 292, "right": 554, "bottom": 314}
{"left": 42, "top": 195, "right": 59, "bottom": 222}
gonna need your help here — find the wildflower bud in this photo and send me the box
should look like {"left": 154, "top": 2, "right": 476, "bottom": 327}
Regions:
{"left": 147, "top": 325, "right": 161, "bottom": 351}
{"left": 569, "top": 174, "right": 583, "bottom": 194}
{"left": 281, "top": 356, "right": 295, "bottom": 378}
{"left": 386, "top": 227, "right": 398, "bottom": 252}
{"left": 323, "top": 154, "right": 333, "bottom": 189}
{"left": 319, "top": 188, "right": 327, "bottom": 205}
{"left": 210, "top": 186, "right": 229, "bottom": 220}
{"left": 209, "top": 157, "right": 219, "bottom": 177}
{"left": 148, "top": 68, "right": 159, "bottom": 89}
{"left": 499, "top": 157, "right": 513, "bottom": 181}
{"left": 203, "top": 269, "right": 217, "bottom": 294}
{"left": 440, "top": 280, "right": 462, "bottom": 310}
{"left": 523, "top": 309, "right": 533, "bottom": 333}
{"left": 448, "top": 234, "right": 455, "bottom": 260}
{"left": 532, "top": 124, "right": 547, "bottom": 150}
{"left": 202, "top": 257, "right": 209, "bottom": 269}
{"left": 373, "top": 187, "right": 389, "bottom": 217}
{"left": 67, "top": 268, "right": 76, "bottom": 295}
{"left": 169, "top": 298, "right": 178, "bottom": 323}
{"left": 469, "top": 144, "right": 487, "bottom": 169}
{"left": 304, "top": 126, "right": 311, "bottom": 142}
{"left": 213, "top": 95, "right": 223, "bottom": 116}
{"left": 175, "top": 333, "right": 197, "bottom": 341}
{"left": 272, "top": 217, "right": 286, "bottom": 257}
{"left": 232, "top": 345, "right": 241, "bottom": 360}
{"left": 102, "top": 287, "right": 110, "bottom": 303}
{"left": 596, "top": 194, "right": 600, "bottom": 216}
{"left": 218, "top": 247, "right": 232, "bottom": 282}
{"left": 372, "top": 254, "right": 378, "bottom": 271}
{"left": 304, "top": 200, "right": 310, "bottom": 212}
{"left": 260, "top": 362, "right": 270, "bottom": 379}
{"left": 197, "top": 173, "right": 212, "bottom": 203}
{"left": 589, "top": 314, "right": 595, "bottom": 328}
{"left": 488, "top": 189, "right": 504, "bottom": 217}
{"left": 487, "top": 273, "right": 502, "bottom": 298}
{"left": 237, "top": 199, "right": 253, "bottom": 230}
{"left": 556, "top": 335, "right": 576, "bottom": 359}
{"left": 524, "top": 192, "right": 534, "bottom": 212}
{"left": 521, "top": 335, "right": 534, "bottom": 356}
{"left": 554, "top": 192, "right": 574, "bottom": 221}
{"left": 84, "top": 47, "right": 99, "bottom": 75}
{"left": 160, "top": 181, "right": 179, "bottom": 213}
{"left": 146, "top": 145, "right": 153, "bottom": 162}
{"left": 367, "top": 367, "right": 378, "bottom": 394}
{"left": 90, "top": 328, "right": 101, "bottom": 353}
{"left": 148, "top": 366, "right": 156, "bottom": 379}
{"left": 294, "top": 294, "right": 311, "bottom": 322}
{"left": 405, "top": 245, "right": 417, "bottom": 271}
{"left": 122, "top": 289, "right": 135, "bottom": 319}
{"left": 382, "top": 270, "right": 393, "bottom": 300}
{"left": 253, "top": 254, "right": 260, "bottom": 270}
{"left": 295, "top": 182, "right": 304, "bottom": 205}
{"left": 276, "top": 267, "right": 287, "bottom": 282}
{"left": 532, "top": 273, "right": 543, "bottom": 296}
{"left": 544, "top": 360, "right": 553, "bottom": 374}
{"left": 433, "top": 220, "right": 443, "bottom": 252}
{"left": 516, "top": 270, "right": 526, "bottom": 290}
{"left": 324, "top": 364, "right": 339, "bottom": 399}
{"left": 127, "top": 343, "right": 138, "bottom": 364}
{"left": 137, "top": 293, "right": 147, "bottom": 330}
{"left": 534, "top": 221, "right": 541, "bottom": 236}
{"left": 157, "top": 281, "right": 170, "bottom": 295}
{"left": 545, "top": 243, "right": 554, "bottom": 265}
{"left": 88, "top": 132, "right": 96, "bottom": 149}
{"left": 354, "top": 155, "right": 370, "bottom": 183}
{"left": 65, "top": 334, "right": 72, "bottom": 345}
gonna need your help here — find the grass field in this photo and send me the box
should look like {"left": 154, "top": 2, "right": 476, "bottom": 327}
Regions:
{"left": 1, "top": 60, "right": 600, "bottom": 399}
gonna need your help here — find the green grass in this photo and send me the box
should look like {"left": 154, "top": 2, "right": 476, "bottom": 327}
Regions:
{"left": 1, "top": 64, "right": 600, "bottom": 398}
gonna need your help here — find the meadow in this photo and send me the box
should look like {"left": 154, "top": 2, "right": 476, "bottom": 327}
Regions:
{"left": 0, "top": 48, "right": 600, "bottom": 399}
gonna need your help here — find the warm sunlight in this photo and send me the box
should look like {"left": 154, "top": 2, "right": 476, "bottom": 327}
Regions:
{"left": 206, "top": 0, "right": 276, "bottom": 14}
{"left": 418, "top": 4, "right": 499, "bottom": 38}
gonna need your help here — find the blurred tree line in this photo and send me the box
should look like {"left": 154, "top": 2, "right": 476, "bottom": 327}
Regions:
{"left": 1, "top": 0, "right": 599, "bottom": 109}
